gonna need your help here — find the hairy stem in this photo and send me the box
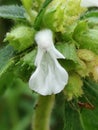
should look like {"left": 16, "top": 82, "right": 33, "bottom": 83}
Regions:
{"left": 33, "top": 95, "right": 55, "bottom": 130}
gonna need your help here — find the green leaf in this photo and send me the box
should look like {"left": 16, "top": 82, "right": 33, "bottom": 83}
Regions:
{"left": 13, "top": 115, "right": 32, "bottom": 130}
{"left": 14, "top": 62, "right": 33, "bottom": 82}
{"left": 42, "top": 0, "right": 86, "bottom": 32}
{"left": 52, "top": 93, "right": 65, "bottom": 130}
{"left": 64, "top": 102, "right": 83, "bottom": 130}
{"left": 21, "top": 49, "right": 36, "bottom": 67}
{"left": 0, "top": 45, "right": 14, "bottom": 77}
{"left": 0, "top": 5, "right": 26, "bottom": 20}
{"left": 34, "top": 0, "right": 53, "bottom": 30}
{"left": 73, "top": 21, "right": 98, "bottom": 54}
{"left": 56, "top": 43, "right": 79, "bottom": 63}
{"left": 80, "top": 80, "right": 98, "bottom": 130}
{"left": 0, "top": 71, "right": 15, "bottom": 95}
{"left": 64, "top": 80, "right": 98, "bottom": 130}
{"left": 81, "top": 10, "right": 98, "bottom": 23}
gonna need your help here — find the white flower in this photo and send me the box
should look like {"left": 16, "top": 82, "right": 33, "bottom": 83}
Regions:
{"left": 80, "top": 0, "right": 98, "bottom": 7}
{"left": 29, "top": 29, "right": 68, "bottom": 95}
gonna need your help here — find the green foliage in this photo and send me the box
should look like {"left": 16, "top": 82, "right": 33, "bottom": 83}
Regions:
{"left": 56, "top": 43, "right": 79, "bottom": 63}
{"left": 73, "top": 21, "right": 98, "bottom": 54}
{"left": 0, "top": 1, "right": 98, "bottom": 130}
{"left": 0, "top": 71, "right": 15, "bottom": 95}
{"left": 52, "top": 93, "right": 65, "bottom": 130}
{"left": 81, "top": 10, "right": 98, "bottom": 23}
{"left": 64, "top": 102, "right": 83, "bottom": 130}
{"left": 42, "top": 0, "right": 86, "bottom": 32}
{"left": 0, "top": 45, "right": 14, "bottom": 77}
{"left": 21, "top": 0, "right": 38, "bottom": 23}
{"left": 33, "top": 0, "right": 53, "bottom": 30}
{"left": 0, "top": 5, "right": 26, "bottom": 20}
{"left": 42, "top": 0, "right": 66, "bottom": 32}
{"left": 21, "top": 49, "right": 36, "bottom": 67}
{"left": 21, "top": 0, "right": 33, "bottom": 11}
{"left": 0, "top": 77, "right": 36, "bottom": 130}
{"left": 64, "top": 80, "right": 98, "bottom": 130}
{"left": 80, "top": 80, "right": 98, "bottom": 130}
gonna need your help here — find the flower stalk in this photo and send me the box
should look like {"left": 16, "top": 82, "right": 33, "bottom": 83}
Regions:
{"left": 33, "top": 95, "right": 55, "bottom": 130}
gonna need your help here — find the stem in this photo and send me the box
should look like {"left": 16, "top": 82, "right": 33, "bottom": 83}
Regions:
{"left": 33, "top": 95, "right": 55, "bottom": 130}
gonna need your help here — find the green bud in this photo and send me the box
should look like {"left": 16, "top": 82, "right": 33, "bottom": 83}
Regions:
{"left": 43, "top": 0, "right": 86, "bottom": 32}
{"left": 5, "top": 25, "right": 35, "bottom": 52}
{"left": 77, "top": 49, "right": 95, "bottom": 62}
{"left": 64, "top": 73, "right": 83, "bottom": 101}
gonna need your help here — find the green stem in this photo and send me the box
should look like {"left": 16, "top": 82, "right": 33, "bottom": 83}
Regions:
{"left": 33, "top": 95, "right": 55, "bottom": 130}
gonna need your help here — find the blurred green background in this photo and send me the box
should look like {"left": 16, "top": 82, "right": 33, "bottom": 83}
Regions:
{"left": 0, "top": 1, "right": 36, "bottom": 130}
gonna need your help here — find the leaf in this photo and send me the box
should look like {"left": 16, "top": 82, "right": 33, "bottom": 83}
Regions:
{"left": 64, "top": 102, "right": 83, "bottom": 130}
{"left": 0, "top": 5, "right": 26, "bottom": 20}
{"left": 56, "top": 43, "right": 79, "bottom": 63}
{"left": 51, "top": 93, "right": 65, "bottom": 130}
{"left": 73, "top": 21, "right": 98, "bottom": 54}
{"left": 64, "top": 80, "right": 98, "bottom": 130}
{"left": 0, "top": 71, "right": 15, "bottom": 95}
{"left": 14, "top": 62, "right": 33, "bottom": 82}
{"left": 81, "top": 10, "right": 98, "bottom": 23}
{"left": 21, "top": 49, "right": 36, "bottom": 67}
{"left": 0, "top": 45, "right": 14, "bottom": 78}
{"left": 13, "top": 115, "right": 32, "bottom": 130}
{"left": 80, "top": 80, "right": 98, "bottom": 130}
{"left": 34, "top": 0, "right": 53, "bottom": 30}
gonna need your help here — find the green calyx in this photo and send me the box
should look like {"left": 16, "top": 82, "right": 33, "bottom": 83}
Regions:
{"left": 64, "top": 73, "right": 83, "bottom": 101}
{"left": 77, "top": 49, "right": 95, "bottom": 62}
{"left": 42, "top": 0, "right": 86, "bottom": 32}
{"left": 4, "top": 25, "right": 35, "bottom": 52}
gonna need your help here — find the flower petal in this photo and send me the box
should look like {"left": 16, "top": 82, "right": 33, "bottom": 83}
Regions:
{"left": 80, "top": 0, "right": 98, "bottom": 7}
{"left": 29, "top": 52, "right": 68, "bottom": 95}
{"left": 48, "top": 46, "right": 65, "bottom": 59}
{"left": 35, "top": 29, "right": 53, "bottom": 49}
{"left": 34, "top": 47, "right": 44, "bottom": 66}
